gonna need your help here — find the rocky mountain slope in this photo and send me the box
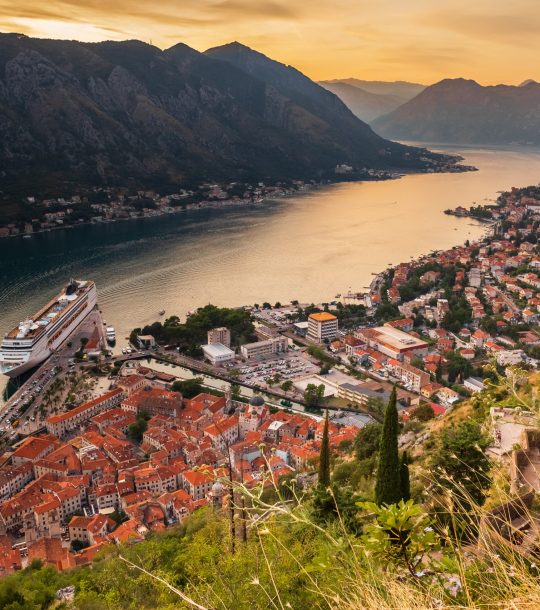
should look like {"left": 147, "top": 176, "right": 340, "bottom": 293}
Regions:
{"left": 0, "top": 35, "right": 444, "bottom": 199}
{"left": 372, "top": 78, "right": 540, "bottom": 145}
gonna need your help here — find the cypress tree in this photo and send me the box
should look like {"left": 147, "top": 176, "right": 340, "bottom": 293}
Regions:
{"left": 375, "top": 387, "right": 402, "bottom": 506}
{"left": 436, "top": 358, "right": 443, "bottom": 383}
{"left": 318, "top": 410, "right": 331, "bottom": 488}
{"left": 400, "top": 450, "right": 411, "bottom": 502}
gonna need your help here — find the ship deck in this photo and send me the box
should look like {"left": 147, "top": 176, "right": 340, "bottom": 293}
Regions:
{"left": 5, "top": 281, "right": 94, "bottom": 341}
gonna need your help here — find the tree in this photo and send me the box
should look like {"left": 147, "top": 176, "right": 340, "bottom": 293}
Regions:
{"left": 318, "top": 411, "right": 330, "bottom": 488}
{"left": 71, "top": 539, "right": 88, "bottom": 552}
{"left": 411, "top": 403, "right": 435, "bottom": 422}
{"left": 435, "top": 358, "right": 443, "bottom": 383}
{"left": 431, "top": 420, "right": 492, "bottom": 512}
{"left": 364, "top": 396, "right": 386, "bottom": 419}
{"left": 280, "top": 380, "right": 293, "bottom": 394}
{"left": 171, "top": 377, "right": 204, "bottom": 399}
{"left": 304, "top": 383, "right": 325, "bottom": 410}
{"left": 128, "top": 415, "right": 148, "bottom": 442}
{"left": 400, "top": 451, "right": 411, "bottom": 502}
{"left": 230, "top": 383, "right": 241, "bottom": 400}
{"left": 354, "top": 423, "right": 382, "bottom": 460}
{"left": 375, "top": 387, "right": 402, "bottom": 506}
{"left": 312, "top": 484, "right": 363, "bottom": 534}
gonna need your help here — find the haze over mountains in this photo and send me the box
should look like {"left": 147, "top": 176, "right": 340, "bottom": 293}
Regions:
{"left": 372, "top": 78, "right": 540, "bottom": 145}
{"left": 0, "top": 34, "right": 445, "bottom": 197}
{"left": 319, "top": 79, "right": 425, "bottom": 123}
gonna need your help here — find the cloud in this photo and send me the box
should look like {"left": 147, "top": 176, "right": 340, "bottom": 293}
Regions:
{"left": 213, "top": 1, "right": 300, "bottom": 19}
{"left": 420, "top": 2, "right": 540, "bottom": 46}
{"left": 0, "top": 0, "right": 537, "bottom": 83}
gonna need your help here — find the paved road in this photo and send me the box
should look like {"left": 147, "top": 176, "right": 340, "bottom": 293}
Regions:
{"left": 0, "top": 308, "right": 108, "bottom": 441}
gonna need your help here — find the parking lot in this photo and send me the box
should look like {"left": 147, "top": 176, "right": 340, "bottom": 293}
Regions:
{"left": 0, "top": 362, "right": 60, "bottom": 437}
{"left": 252, "top": 306, "right": 297, "bottom": 327}
{"left": 237, "top": 352, "right": 318, "bottom": 389}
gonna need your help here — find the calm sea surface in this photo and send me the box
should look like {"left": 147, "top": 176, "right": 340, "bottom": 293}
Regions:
{"left": 1, "top": 146, "right": 540, "bottom": 373}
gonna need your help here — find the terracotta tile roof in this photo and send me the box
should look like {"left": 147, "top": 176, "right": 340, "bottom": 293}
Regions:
{"left": 182, "top": 469, "right": 214, "bottom": 487}
{"left": 309, "top": 312, "right": 337, "bottom": 322}
{"left": 11, "top": 436, "right": 58, "bottom": 461}
{"left": 27, "top": 537, "right": 75, "bottom": 570}
{"left": 47, "top": 389, "right": 124, "bottom": 424}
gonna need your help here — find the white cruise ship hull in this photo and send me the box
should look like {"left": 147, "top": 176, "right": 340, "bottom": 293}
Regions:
{"left": 0, "top": 281, "right": 97, "bottom": 379}
{"left": 0, "top": 353, "right": 45, "bottom": 378}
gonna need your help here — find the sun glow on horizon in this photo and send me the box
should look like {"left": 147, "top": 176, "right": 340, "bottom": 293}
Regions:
{"left": 1, "top": 0, "right": 539, "bottom": 84}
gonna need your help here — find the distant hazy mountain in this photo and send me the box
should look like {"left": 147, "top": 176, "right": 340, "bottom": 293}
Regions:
{"left": 0, "top": 35, "right": 443, "bottom": 200}
{"left": 372, "top": 78, "right": 540, "bottom": 145}
{"left": 325, "top": 79, "right": 425, "bottom": 99}
{"left": 318, "top": 81, "right": 408, "bottom": 122}
{"left": 318, "top": 79, "right": 426, "bottom": 123}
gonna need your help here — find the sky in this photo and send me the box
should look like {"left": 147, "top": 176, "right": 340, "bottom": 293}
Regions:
{"left": 0, "top": 0, "right": 538, "bottom": 84}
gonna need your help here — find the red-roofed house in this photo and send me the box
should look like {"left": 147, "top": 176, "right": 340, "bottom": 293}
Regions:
{"left": 46, "top": 390, "right": 125, "bottom": 437}
{"left": 69, "top": 514, "right": 115, "bottom": 545}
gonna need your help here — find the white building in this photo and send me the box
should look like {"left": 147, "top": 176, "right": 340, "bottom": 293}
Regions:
{"left": 240, "top": 336, "right": 288, "bottom": 360}
{"left": 239, "top": 395, "right": 266, "bottom": 438}
{"left": 307, "top": 312, "right": 339, "bottom": 342}
{"left": 356, "top": 326, "right": 428, "bottom": 361}
{"left": 202, "top": 342, "right": 235, "bottom": 365}
{"left": 464, "top": 377, "right": 485, "bottom": 393}
{"left": 496, "top": 350, "right": 526, "bottom": 366}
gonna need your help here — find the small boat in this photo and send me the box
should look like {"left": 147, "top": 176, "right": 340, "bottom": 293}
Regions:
{"left": 159, "top": 309, "right": 166, "bottom": 316}
{"left": 106, "top": 326, "right": 116, "bottom": 344}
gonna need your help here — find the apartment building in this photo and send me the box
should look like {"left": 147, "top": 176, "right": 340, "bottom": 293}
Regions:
{"left": 181, "top": 469, "right": 215, "bottom": 501}
{"left": 240, "top": 336, "right": 288, "bottom": 360}
{"left": 0, "top": 462, "right": 34, "bottom": 500}
{"left": 68, "top": 514, "right": 115, "bottom": 545}
{"left": 46, "top": 389, "right": 125, "bottom": 437}
{"left": 387, "top": 359, "right": 430, "bottom": 392}
{"left": 203, "top": 416, "right": 239, "bottom": 450}
{"left": 307, "top": 312, "right": 339, "bottom": 342}
{"left": 121, "top": 387, "right": 183, "bottom": 418}
{"left": 207, "top": 327, "right": 231, "bottom": 348}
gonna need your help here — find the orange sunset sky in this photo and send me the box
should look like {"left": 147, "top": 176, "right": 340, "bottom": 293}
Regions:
{"left": 0, "top": 0, "right": 537, "bottom": 85}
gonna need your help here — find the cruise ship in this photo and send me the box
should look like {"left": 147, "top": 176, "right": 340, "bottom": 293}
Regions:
{"left": 0, "top": 280, "right": 97, "bottom": 378}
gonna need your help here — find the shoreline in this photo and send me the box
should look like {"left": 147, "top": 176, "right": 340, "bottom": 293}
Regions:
{"left": 0, "top": 182, "right": 322, "bottom": 242}
{"left": 0, "top": 160, "right": 475, "bottom": 242}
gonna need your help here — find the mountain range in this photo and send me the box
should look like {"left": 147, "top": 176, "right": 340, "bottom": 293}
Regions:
{"left": 0, "top": 34, "right": 446, "bottom": 199}
{"left": 319, "top": 79, "right": 425, "bottom": 123}
{"left": 372, "top": 78, "right": 540, "bottom": 145}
